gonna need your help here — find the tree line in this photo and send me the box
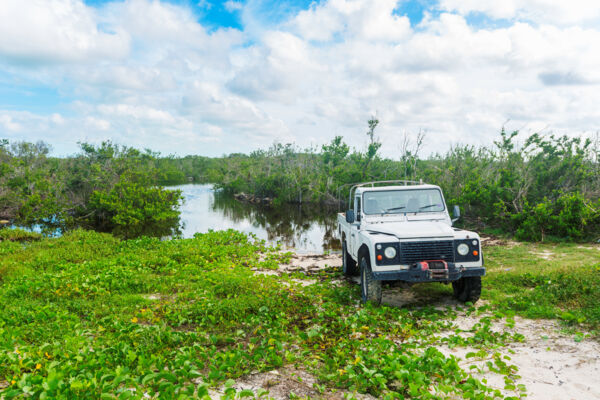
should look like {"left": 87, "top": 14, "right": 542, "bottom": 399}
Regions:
{"left": 2, "top": 123, "right": 599, "bottom": 241}
{"left": 187, "top": 125, "right": 600, "bottom": 242}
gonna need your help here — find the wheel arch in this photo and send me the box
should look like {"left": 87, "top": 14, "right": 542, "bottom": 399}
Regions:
{"left": 357, "top": 244, "right": 370, "bottom": 263}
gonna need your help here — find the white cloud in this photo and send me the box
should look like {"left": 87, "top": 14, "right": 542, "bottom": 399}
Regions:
{"left": 438, "top": 0, "right": 600, "bottom": 25}
{"left": 291, "top": 0, "right": 410, "bottom": 42}
{"left": 51, "top": 113, "right": 65, "bottom": 125}
{"left": 224, "top": 1, "right": 243, "bottom": 12}
{"left": 0, "top": 0, "right": 129, "bottom": 64}
{"left": 97, "top": 104, "right": 176, "bottom": 124}
{"left": 1, "top": 0, "right": 600, "bottom": 157}
{"left": 197, "top": 0, "right": 212, "bottom": 10}
{"left": 0, "top": 114, "right": 21, "bottom": 132}
{"left": 85, "top": 116, "right": 110, "bottom": 131}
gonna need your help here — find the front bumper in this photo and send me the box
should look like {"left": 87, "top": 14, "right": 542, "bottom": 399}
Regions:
{"left": 371, "top": 262, "right": 485, "bottom": 282}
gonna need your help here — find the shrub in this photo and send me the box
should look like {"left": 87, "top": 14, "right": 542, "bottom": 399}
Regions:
{"left": 511, "top": 192, "right": 599, "bottom": 241}
{"left": 88, "top": 181, "right": 182, "bottom": 239}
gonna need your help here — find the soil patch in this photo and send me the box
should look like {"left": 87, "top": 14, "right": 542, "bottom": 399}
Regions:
{"left": 531, "top": 250, "right": 555, "bottom": 260}
{"left": 278, "top": 253, "right": 342, "bottom": 273}
{"left": 480, "top": 235, "right": 520, "bottom": 248}
{"left": 209, "top": 367, "right": 376, "bottom": 400}
{"left": 439, "top": 310, "right": 600, "bottom": 400}
{"left": 253, "top": 253, "right": 342, "bottom": 284}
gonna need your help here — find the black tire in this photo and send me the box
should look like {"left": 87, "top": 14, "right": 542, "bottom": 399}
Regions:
{"left": 452, "top": 277, "right": 482, "bottom": 303}
{"left": 342, "top": 241, "right": 358, "bottom": 276}
{"left": 360, "top": 255, "right": 382, "bottom": 305}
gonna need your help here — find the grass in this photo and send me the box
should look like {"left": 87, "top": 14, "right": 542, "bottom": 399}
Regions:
{"left": 411, "top": 241, "right": 600, "bottom": 328}
{"left": 484, "top": 242, "right": 600, "bottom": 326}
{"left": 0, "top": 230, "right": 598, "bottom": 399}
{"left": 0, "top": 228, "right": 42, "bottom": 243}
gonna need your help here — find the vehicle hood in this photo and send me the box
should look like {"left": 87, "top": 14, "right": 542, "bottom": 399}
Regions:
{"left": 363, "top": 220, "right": 454, "bottom": 239}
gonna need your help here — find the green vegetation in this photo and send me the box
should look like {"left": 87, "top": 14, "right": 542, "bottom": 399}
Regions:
{"left": 1, "top": 230, "right": 598, "bottom": 398}
{"left": 2, "top": 126, "right": 599, "bottom": 241}
{"left": 0, "top": 141, "right": 182, "bottom": 238}
{"left": 210, "top": 128, "right": 600, "bottom": 242}
{"left": 0, "top": 228, "right": 42, "bottom": 242}
{"left": 484, "top": 242, "right": 600, "bottom": 325}
{"left": 414, "top": 240, "right": 600, "bottom": 327}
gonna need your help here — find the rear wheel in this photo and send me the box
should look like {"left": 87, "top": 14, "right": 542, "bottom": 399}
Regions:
{"left": 452, "top": 277, "right": 481, "bottom": 303}
{"left": 342, "top": 241, "right": 358, "bottom": 276}
{"left": 360, "top": 255, "right": 381, "bottom": 305}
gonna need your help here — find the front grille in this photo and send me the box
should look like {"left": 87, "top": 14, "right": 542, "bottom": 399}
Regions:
{"left": 400, "top": 240, "right": 455, "bottom": 264}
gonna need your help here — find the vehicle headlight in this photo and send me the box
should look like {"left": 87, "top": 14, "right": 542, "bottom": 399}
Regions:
{"left": 384, "top": 246, "right": 397, "bottom": 259}
{"left": 457, "top": 243, "right": 469, "bottom": 256}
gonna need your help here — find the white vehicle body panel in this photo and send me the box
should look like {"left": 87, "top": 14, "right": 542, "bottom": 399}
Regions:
{"left": 337, "top": 184, "right": 484, "bottom": 277}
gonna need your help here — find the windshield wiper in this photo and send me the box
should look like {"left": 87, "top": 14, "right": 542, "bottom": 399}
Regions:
{"left": 383, "top": 206, "right": 406, "bottom": 213}
{"left": 419, "top": 204, "right": 441, "bottom": 210}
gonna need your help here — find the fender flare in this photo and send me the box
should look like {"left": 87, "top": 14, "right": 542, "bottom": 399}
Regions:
{"left": 357, "top": 244, "right": 370, "bottom": 264}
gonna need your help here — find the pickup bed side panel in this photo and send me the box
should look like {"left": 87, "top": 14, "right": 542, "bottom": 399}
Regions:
{"left": 337, "top": 214, "right": 354, "bottom": 260}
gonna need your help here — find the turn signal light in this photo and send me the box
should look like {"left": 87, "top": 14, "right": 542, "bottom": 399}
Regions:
{"left": 473, "top": 250, "right": 479, "bottom": 256}
{"left": 377, "top": 255, "right": 383, "bottom": 261}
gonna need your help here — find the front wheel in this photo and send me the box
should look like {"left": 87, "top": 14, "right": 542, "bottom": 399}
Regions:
{"left": 360, "top": 255, "right": 382, "bottom": 305}
{"left": 342, "top": 241, "right": 358, "bottom": 276}
{"left": 452, "top": 277, "right": 481, "bottom": 303}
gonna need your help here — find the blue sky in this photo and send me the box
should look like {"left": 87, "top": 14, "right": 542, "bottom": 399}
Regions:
{"left": 84, "top": 0, "right": 327, "bottom": 30}
{"left": 1, "top": 0, "right": 600, "bottom": 156}
{"left": 83, "top": 0, "right": 437, "bottom": 29}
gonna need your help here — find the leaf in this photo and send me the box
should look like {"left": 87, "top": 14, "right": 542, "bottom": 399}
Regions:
{"left": 142, "top": 373, "right": 159, "bottom": 385}
{"left": 239, "top": 389, "right": 255, "bottom": 397}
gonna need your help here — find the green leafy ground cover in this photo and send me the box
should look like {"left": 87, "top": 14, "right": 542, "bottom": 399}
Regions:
{"left": 0, "top": 228, "right": 42, "bottom": 242}
{"left": 0, "top": 230, "right": 598, "bottom": 399}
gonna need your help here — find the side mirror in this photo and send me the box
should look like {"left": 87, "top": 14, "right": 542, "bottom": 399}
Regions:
{"left": 452, "top": 205, "right": 461, "bottom": 224}
{"left": 346, "top": 209, "right": 355, "bottom": 223}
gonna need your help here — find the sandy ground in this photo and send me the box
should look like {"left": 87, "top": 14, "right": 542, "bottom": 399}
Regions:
{"left": 246, "top": 252, "right": 600, "bottom": 400}
{"left": 479, "top": 235, "right": 522, "bottom": 248}
{"left": 277, "top": 253, "right": 343, "bottom": 272}
{"left": 208, "top": 368, "right": 376, "bottom": 400}
{"left": 440, "top": 315, "right": 600, "bottom": 400}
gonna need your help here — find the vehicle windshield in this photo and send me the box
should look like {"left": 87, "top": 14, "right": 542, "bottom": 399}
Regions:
{"left": 362, "top": 189, "right": 445, "bottom": 214}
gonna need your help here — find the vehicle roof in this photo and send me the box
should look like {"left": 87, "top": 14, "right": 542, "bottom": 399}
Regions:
{"left": 355, "top": 184, "right": 441, "bottom": 194}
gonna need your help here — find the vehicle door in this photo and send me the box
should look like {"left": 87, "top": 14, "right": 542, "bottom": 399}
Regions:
{"left": 349, "top": 195, "right": 361, "bottom": 255}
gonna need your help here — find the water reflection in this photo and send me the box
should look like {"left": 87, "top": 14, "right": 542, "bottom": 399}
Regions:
{"left": 170, "top": 184, "right": 340, "bottom": 253}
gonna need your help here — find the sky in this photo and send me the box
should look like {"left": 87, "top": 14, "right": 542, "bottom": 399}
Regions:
{"left": 1, "top": 0, "right": 600, "bottom": 157}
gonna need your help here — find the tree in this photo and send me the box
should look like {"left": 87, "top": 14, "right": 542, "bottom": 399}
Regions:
{"left": 362, "top": 116, "right": 382, "bottom": 179}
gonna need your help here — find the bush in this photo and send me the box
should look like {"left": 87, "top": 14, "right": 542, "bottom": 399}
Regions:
{"left": 1, "top": 140, "right": 184, "bottom": 238}
{"left": 88, "top": 181, "right": 183, "bottom": 239}
{"left": 511, "top": 192, "right": 599, "bottom": 241}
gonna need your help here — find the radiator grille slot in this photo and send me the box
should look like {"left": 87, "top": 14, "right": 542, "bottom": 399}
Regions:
{"left": 400, "top": 240, "right": 455, "bottom": 264}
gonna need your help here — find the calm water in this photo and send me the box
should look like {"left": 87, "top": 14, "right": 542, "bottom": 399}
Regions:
{"left": 169, "top": 184, "right": 340, "bottom": 254}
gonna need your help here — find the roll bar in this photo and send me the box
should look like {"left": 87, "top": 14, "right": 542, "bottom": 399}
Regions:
{"left": 336, "top": 179, "right": 425, "bottom": 211}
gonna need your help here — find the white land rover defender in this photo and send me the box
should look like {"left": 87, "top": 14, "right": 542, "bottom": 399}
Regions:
{"left": 337, "top": 181, "right": 485, "bottom": 305}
